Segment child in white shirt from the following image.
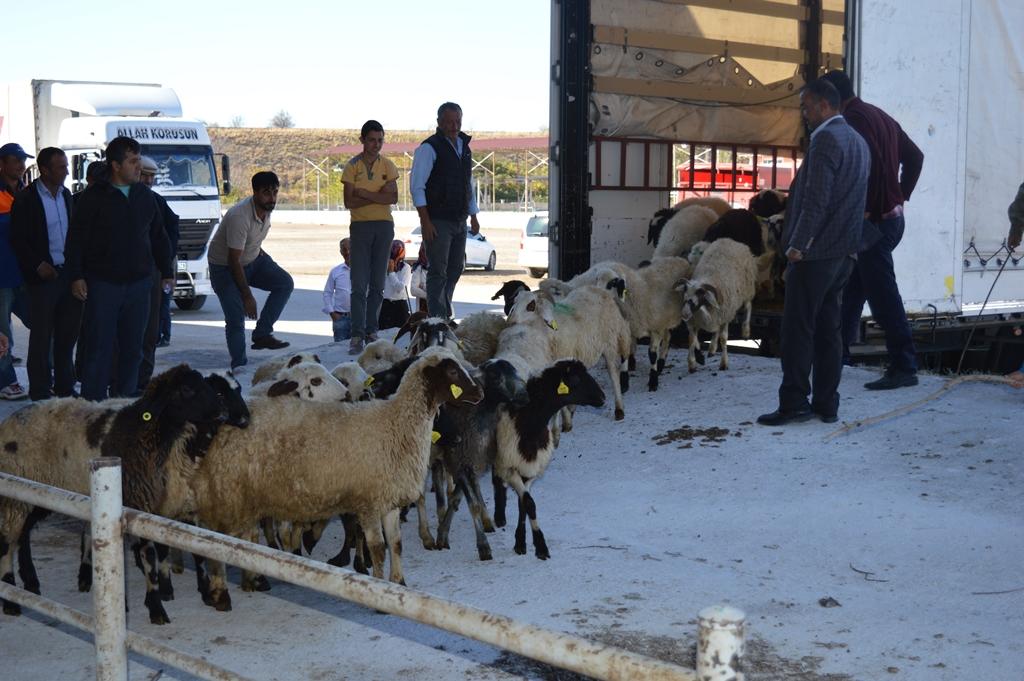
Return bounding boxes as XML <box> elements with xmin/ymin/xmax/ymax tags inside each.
<box><xmin>322</xmin><ymin>238</ymin><xmax>352</xmax><ymax>342</ymax></box>
<box><xmin>379</xmin><ymin>240</ymin><xmax>412</xmax><ymax>330</ymax></box>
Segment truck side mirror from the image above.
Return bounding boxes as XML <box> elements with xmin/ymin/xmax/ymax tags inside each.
<box><xmin>221</xmin><ymin>155</ymin><xmax>231</xmax><ymax>195</ymax></box>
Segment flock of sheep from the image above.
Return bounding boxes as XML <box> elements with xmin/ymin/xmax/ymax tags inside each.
<box><xmin>0</xmin><ymin>189</ymin><xmax>787</xmax><ymax>628</ymax></box>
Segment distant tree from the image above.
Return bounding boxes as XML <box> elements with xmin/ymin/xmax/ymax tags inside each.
<box><xmin>270</xmin><ymin>110</ymin><xmax>295</xmax><ymax>128</ymax></box>
<box><xmin>230</xmin><ymin>115</ymin><xmax>245</xmax><ymax>127</ymax></box>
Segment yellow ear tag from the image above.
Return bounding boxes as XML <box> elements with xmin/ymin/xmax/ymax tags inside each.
<box><xmin>549</xmin><ymin>320</ymin><xmax>558</xmax><ymax>330</ymax></box>
<box><xmin>557</xmin><ymin>381</ymin><xmax>570</xmax><ymax>395</ymax></box>
<box><xmin>142</xmin><ymin>411</ymin><xmax>153</xmax><ymax>422</ymax></box>
<box><xmin>622</xmin><ymin>289</ymin><xmax>628</xmax><ymax>300</ymax></box>
<box><xmin>450</xmin><ymin>384</ymin><xmax>463</xmax><ymax>399</ymax></box>
<box><xmin>364</xmin><ymin>376</ymin><xmax>375</xmax><ymax>387</ymax></box>
<box><xmin>431</xmin><ymin>431</ymin><xmax>441</xmax><ymax>444</ymax></box>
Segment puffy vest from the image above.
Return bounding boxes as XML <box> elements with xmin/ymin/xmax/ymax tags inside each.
<box><xmin>423</xmin><ymin>131</ymin><xmax>472</xmax><ymax>221</ymax></box>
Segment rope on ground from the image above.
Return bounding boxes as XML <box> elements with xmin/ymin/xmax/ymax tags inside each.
<box><xmin>824</xmin><ymin>374</ymin><xmax>1015</xmax><ymax>441</ymax></box>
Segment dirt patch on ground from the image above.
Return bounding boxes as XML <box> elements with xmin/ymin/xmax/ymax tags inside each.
<box><xmin>652</xmin><ymin>425</ymin><xmax>732</xmax><ymax>448</ymax></box>
<box><xmin>486</xmin><ymin>630</ymin><xmax>857</xmax><ymax>681</ymax></box>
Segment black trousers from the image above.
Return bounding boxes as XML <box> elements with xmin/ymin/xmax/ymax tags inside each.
<box><xmin>26</xmin><ymin>269</ymin><xmax>83</xmax><ymax>400</ymax></box>
<box><xmin>137</xmin><ymin>269</ymin><xmax>163</xmax><ymax>391</ymax></box>
<box><xmin>779</xmin><ymin>256</ymin><xmax>854</xmax><ymax>415</ymax></box>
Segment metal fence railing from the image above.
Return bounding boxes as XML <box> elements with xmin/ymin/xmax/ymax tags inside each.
<box><xmin>0</xmin><ymin>459</ymin><xmax>746</xmax><ymax>681</ymax></box>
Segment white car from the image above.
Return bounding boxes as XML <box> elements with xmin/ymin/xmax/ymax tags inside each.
<box><xmin>517</xmin><ymin>213</ymin><xmax>549</xmax><ymax>278</ymax></box>
<box><xmin>403</xmin><ymin>226</ymin><xmax>497</xmax><ymax>271</ymax></box>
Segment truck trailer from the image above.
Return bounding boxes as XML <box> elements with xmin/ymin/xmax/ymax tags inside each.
<box><xmin>548</xmin><ymin>0</ymin><xmax>1024</xmax><ymax>371</ymax></box>
<box><xmin>0</xmin><ymin>79</ymin><xmax>230</xmax><ymax>310</ymax></box>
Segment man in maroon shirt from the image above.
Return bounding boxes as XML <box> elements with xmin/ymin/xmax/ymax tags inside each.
<box><xmin>822</xmin><ymin>70</ymin><xmax>925</xmax><ymax>390</ymax></box>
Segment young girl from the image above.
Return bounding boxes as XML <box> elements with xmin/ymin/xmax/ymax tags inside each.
<box><xmin>409</xmin><ymin>248</ymin><xmax>429</xmax><ymax>313</ymax></box>
<box><xmin>379</xmin><ymin>240</ymin><xmax>412</xmax><ymax>330</ymax></box>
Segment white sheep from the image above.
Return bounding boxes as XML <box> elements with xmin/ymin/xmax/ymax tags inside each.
<box><xmin>249</xmin><ymin>362</ymin><xmax>347</xmax><ymax>402</ymax></box>
<box><xmin>675</xmin><ymin>195</ymin><xmax>731</xmax><ymax>217</ymax></box>
<box><xmin>510</xmin><ymin>287</ymin><xmax>631</xmax><ymax>421</ymax></box>
<box><xmin>453</xmin><ymin>311</ymin><xmax>507</xmax><ymax>365</ymax></box>
<box><xmin>250</xmin><ymin>351</ymin><xmax>322</xmax><ymax>386</ymax></box>
<box><xmin>330</xmin><ymin>361</ymin><xmax>372</xmax><ymax>402</ymax></box>
<box><xmin>357</xmin><ymin>338</ymin><xmax>405</xmax><ymax>374</ymax></box>
<box><xmin>676</xmin><ymin>238</ymin><xmax>758</xmax><ymax>373</ymax></box>
<box><xmin>186</xmin><ymin>347</ymin><xmax>482</xmax><ymax>609</ymax></box>
<box><xmin>652</xmin><ymin>204</ymin><xmax>720</xmax><ymax>259</ymax></box>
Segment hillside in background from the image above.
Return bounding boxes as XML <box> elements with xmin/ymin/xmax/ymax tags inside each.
<box><xmin>208</xmin><ymin>128</ymin><xmax>538</xmax><ymax>208</ymax></box>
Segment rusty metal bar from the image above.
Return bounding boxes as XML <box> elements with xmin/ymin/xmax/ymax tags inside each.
<box><xmin>0</xmin><ymin>582</ymin><xmax>249</xmax><ymax>681</ymax></box>
<box><xmin>125</xmin><ymin>510</ymin><xmax>698</xmax><ymax>681</ymax></box>
<box><xmin>0</xmin><ymin>471</ymin><xmax>91</xmax><ymax>520</ymax></box>
<box><xmin>771</xmin><ymin>147</ymin><xmax>779</xmax><ymax>187</ymax></box>
<box><xmin>710</xmin><ymin>144</ymin><xmax>718</xmax><ymax>191</ymax></box>
<box><xmin>643</xmin><ymin>141</ymin><xmax>651</xmax><ymax>188</ymax></box>
<box><xmin>730</xmin><ymin>146</ymin><xmax>739</xmax><ymax>191</ymax></box>
<box><xmin>90</xmin><ymin>458</ymin><xmax>127</xmax><ymax>681</ymax></box>
<box><xmin>752</xmin><ymin>148</ymin><xmax>760</xmax><ymax>191</ymax></box>
<box><xmin>697</xmin><ymin>605</ymin><xmax>746</xmax><ymax>680</ymax></box>
<box><xmin>619</xmin><ymin>139</ymin><xmax>628</xmax><ymax>188</ymax></box>
<box><xmin>688</xmin><ymin>144</ymin><xmax>696</xmax><ymax>191</ymax></box>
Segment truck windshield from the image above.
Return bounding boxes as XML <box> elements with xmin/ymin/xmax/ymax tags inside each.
<box><xmin>139</xmin><ymin>145</ymin><xmax>217</xmax><ymax>189</ymax></box>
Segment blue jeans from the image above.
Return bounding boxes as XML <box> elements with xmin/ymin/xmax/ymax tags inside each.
<box><xmin>840</xmin><ymin>216</ymin><xmax>917</xmax><ymax>373</ymax></box>
<box><xmin>210</xmin><ymin>252</ymin><xmax>294</xmax><ymax>368</ymax></box>
<box><xmin>80</xmin><ymin>276</ymin><xmax>152</xmax><ymax>401</ymax></box>
<box><xmin>349</xmin><ymin>220</ymin><xmax>394</xmax><ymax>338</ymax></box>
<box><xmin>332</xmin><ymin>314</ymin><xmax>352</xmax><ymax>342</ymax></box>
<box><xmin>424</xmin><ymin>219</ymin><xmax>467</xmax><ymax>318</ymax></box>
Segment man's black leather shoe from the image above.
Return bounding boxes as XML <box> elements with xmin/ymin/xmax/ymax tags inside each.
<box><xmin>814</xmin><ymin>410</ymin><xmax>839</xmax><ymax>424</ymax></box>
<box><xmin>756</xmin><ymin>407</ymin><xmax>815</xmax><ymax>426</ymax></box>
<box><xmin>864</xmin><ymin>371</ymin><xmax>918</xmax><ymax>390</ymax></box>
<box><xmin>251</xmin><ymin>335</ymin><xmax>290</xmax><ymax>350</ymax></box>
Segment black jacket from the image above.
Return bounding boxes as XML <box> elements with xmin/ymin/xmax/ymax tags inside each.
<box><xmin>10</xmin><ymin>179</ymin><xmax>75</xmax><ymax>285</ymax></box>
<box><xmin>64</xmin><ymin>181</ymin><xmax>172</xmax><ymax>283</ymax></box>
<box><xmin>423</xmin><ymin>130</ymin><xmax>473</xmax><ymax>221</ymax></box>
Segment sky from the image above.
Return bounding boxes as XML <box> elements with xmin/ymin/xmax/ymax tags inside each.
<box><xmin>7</xmin><ymin>0</ymin><xmax>551</xmax><ymax>132</ymax></box>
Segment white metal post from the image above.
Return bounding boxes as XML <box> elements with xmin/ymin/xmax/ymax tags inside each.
<box><xmin>90</xmin><ymin>457</ymin><xmax>128</xmax><ymax>681</ymax></box>
<box><xmin>696</xmin><ymin>605</ymin><xmax>746</xmax><ymax>681</ymax></box>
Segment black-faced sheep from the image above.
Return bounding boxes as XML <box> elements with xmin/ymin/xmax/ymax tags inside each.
<box><xmin>188</xmin><ymin>347</ymin><xmax>482</xmax><ymax>609</ymax></box>
<box><xmin>491</xmin><ymin>280</ymin><xmax>531</xmax><ymax>315</ymax></box>
<box><xmin>677</xmin><ymin>238</ymin><xmax>758</xmax><ymax>373</ymax></box>
<box><xmin>0</xmin><ymin>365</ymin><xmax>229</xmax><ymax>625</ymax></box>
<box><xmin>749</xmin><ymin>188</ymin><xmax>787</xmax><ymax>218</ymax></box>
<box><xmin>493</xmin><ymin>359</ymin><xmax>606</xmax><ymax>559</ymax></box>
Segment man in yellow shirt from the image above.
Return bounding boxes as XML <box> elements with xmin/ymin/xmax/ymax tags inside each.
<box><xmin>342</xmin><ymin>120</ymin><xmax>399</xmax><ymax>354</ymax></box>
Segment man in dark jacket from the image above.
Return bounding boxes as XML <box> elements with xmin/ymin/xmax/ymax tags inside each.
<box><xmin>10</xmin><ymin>147</ymin><xmax>82</xmax><ymax>400</ymax></box>
<box><xmin>758</xmin><ymin>78</ymin><xmax>870</xmax><ymax>426</ymax></box>
<box><xmin>136</xmin><ymin>155</ymin><xmax>179</xmax><ymax>390</ymax></box>
<box><xmin>822</xmin><ymin>70</ymin><xmax>925</xmax><ymax>389</ymax></box>
<box><xmin>64</xmin><ymin>136</ymin><xmax>173</xmax><ymax>401</ymax></box>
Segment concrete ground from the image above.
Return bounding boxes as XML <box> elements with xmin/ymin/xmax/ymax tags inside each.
<box><xmin>0</xmin><ymin>222</ymin><xmax>1020</xmax><ymax>680</ymax></box>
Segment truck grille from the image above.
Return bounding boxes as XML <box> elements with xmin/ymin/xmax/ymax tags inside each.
<box><xmin>177</xmin><ymin>218</ymin><xmax>217</xmax><ymax>260</ymax></box>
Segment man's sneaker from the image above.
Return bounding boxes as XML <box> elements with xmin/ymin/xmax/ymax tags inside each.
<box><xmin>349</xmin><ymin>337</ymin><xmax>365</xmax><ymax>355</ymax></box>
<box><xmin>864</xmin><ymin>370</ymin><xmax>919</xmax><ymax>390</ymax></box>
<box><xmin>251</xmin><ymin>335</ymin><xmax>290</xmax><ymax>350</ymax></box>
<box><xmin>0</xmin><ymin>383</ymin><xmax>29</xmax><ymax>401</ymax></box>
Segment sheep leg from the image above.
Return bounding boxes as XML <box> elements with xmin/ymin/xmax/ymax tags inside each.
<box><xmin>134</xmin><ymin>540</ymin><xmax>171</xmax><ymax>625</ymax></box>
<box><xmin>431</xmin><ymin>459</ymin><xmax>448</xmax><ymax>524</ymax></box>
<box><xmin>471</xmin><ymin>476</ymin><xmax>496</xmax><ymax>533</ymax></box>
<box><xmin>513</xmin><ymin>490</ymin><xmax>528</xmax><ymax>556</ymax></box>
<box><xmin>458</xmin><ymin>474</ymin><xmax>493</xmax><ymax>561</ymax></box>
<box><xmin>241</xmin><ymin>528</ymin><xmax>271</xmax><ymax>593</ymax></box>
<box><xmin>741</xmin><ymin>300</ymin><xmax>752</xmax><ymax>339</ymax></box>
<box><xmin>559</xmin><ymin>406</ymin><xmax>573</xmax><ymax>433</ymax></box>
<box><xmin>382</xmin><ymin>508</ymin><xmax>405</xmax><ymax>586</ymax></box>
<box><xmin>491</xmin><ymin>472</ymin><xmax>508</xmax><ymax>528</ymax></box>
<box><xmin>154</xmin><ymin>542</ymin><xmax>174</xmax><ymax>601</ymax></box>
<box><xmin>435</xmin><ymin>481</ymin><xmax>463</xmax><ymax>551</ymax></box>
<box><xmin>687</xmin><ymin>324</ymin><xmax>700</xmax><ymax>373</ymax></box>
<box><xmin>78</xmin><ymin>526</ymin><xmax>93</xmax><ymax>592</ymax></box>
<box><xmin>169</xmin><ymin>547</ymin><xmax>184</xmax><ymax>574</ymax></box>
<box><xmin>1</xmin><ymin>526</ymin><xmax>22</xmax><ymax>615</ymax></box>
<box><xmin>302</xmin><ymin>519</ymin><xmax>329</xmax><ymax>555</ymax></box>
<box><xmin>620</xmin><ymin>354</ymin><xmax>630</xmax><ymax>393</ymax></box>
<box><xmin>206</xmin><ymin>557</ymin><xmax>232</xmax><ymax>612</ymax></box>
<box><xmin>328</xmin><ymin>514</ymin><xmax>356</xmax><ymax>568</ymax></box>
<box><xmin>192</xmin><ymin>553</ymin><xmax>215</xmax><ymax>606</ymax></box>
<box><xmin>260</xmin><ymin>518</ymin><xmax>282</xmax><ymax>550</ymax></box>
<box><xmin>718</xmin><ymin>324</ymin><xmax>730</xmax><ymax>370</ymax></box>
<box><xmin>17</xmin><ymin>507</ymin><xmax>46</xmax><ymax>596</ymax></box>
<box><xmin>360</xmin><ymin>514</ymin><xmax>388</xmax><ymax>581</ymax></box>
<box><xmin>648</xmin><ymin>343</ymin><xmax>660</xmax><ymax>391</ymax></box>
<box><xmin>414</xmin><ymin>493</ymin><xmax>437</xmax><ymax>551</ymax></box>
<box><xmin>605</xmin><ymin>353</ymin><xmax>626</xmax><ymax>420</ymax></box>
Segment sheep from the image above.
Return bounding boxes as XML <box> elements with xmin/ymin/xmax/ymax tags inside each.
<box><xmin>491</xmin><ymin>280</ymin><xmax>531</xmax><ymax>315</ymax></box>
<box><xmin>749</xmin><ymin>188</ymin><xmax>787</xmax><ymax>218</ymax></box>
<box><xmin>433</xmin><ymin>359</ymin><xmax>529</xmax><ymax>560</ymax></box>
<box><xmin>0</xmin><ymin>365</ymin><xmax>230</xmax><ymax>625</ymax></box>
<box><xmin>251</xmin><ymin>351</ymin><xmax>322</xmax><ymax>386</ymax></box>
<box><xmin>689</xmin><ymin>209</ymin><xmax>780</xmax><ymax>299</ymax></box>
<box><xmin>407</xmin><ymin>317</ymin><xmax>462</xmax><ymax>358</ymax></box>
<box><xmin>357</xmin><ymin>338</ymin><xmax>406</xmax><ymax>374</ymax></box>
<box><xmin>650</xmin><ymin>204</ymin><xmax>720</xmax><ymax>259</ymax></box>
<box><xmin>452</xmin><ymin>311</ymin><xmax>507</xmax><ymax>365</ymax></box>
<box><xmin>187</xmin><ymin>347</ymin><xmax>483</xmax><ymax>610</ymax></box>
<box><xmin>675</xmin><ymin>195</ymin><xmax>732</xmax><ymax>217</ymax></box>
<box><xmin>249</xmin><ymin>362</ymin><xmax>347</xmax><ymax>402</ymax></box>
<box><xmin>676</xmin><ymin>238</ymin><xmax>758</xmax><ymax>373</ymax></box>
<box><xmin>330</xmin><ymin>362</ymin><xmax>373</xmax><ymax>402</ymax></box>
<box><xmin>493</xmin><ymin>359</ymin><xmax>606</xmax><ymax>559</ymax></box>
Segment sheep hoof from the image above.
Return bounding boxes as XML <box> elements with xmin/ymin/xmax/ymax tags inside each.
<box><xmin>628</xmin><ymin>354</ymin><xmax>637</xmax><ymax>371</ymax></box>
<box><xmin>514</xmin><ymin>527</ymin><xmax>527</xmax><ymax>555</ymax></box>
<box><xmin>688</xmin><ymin>366</ymin><xmax>697</xmax><ymax>374</ymax></box>
<box><xmin>614</xmin><ymin>408</ymin><xmax>625</xmax><ymax>421</ymax></box>
<box><xmin>170</xmin><ymin>564</ymin><xmax>184</xmax><ymax>575</ymax></box>
<box><xmin>482</xmin><ymin>518</ymin><xmax>495</xmax><ymax>533</ymax></box>
<box><xmin>211</xmin><ymin>590</ymin><xmax>232</xmax><ymax>612</ymax></box>
<box><xmin>327</xmin><ymin>551</ymin><xmax>351</xmax><ymax>568</ymax></box>
<box><xmin>158</xmin><ymin>575</ymin><xmax>174</xmax><ymax>601</ymax></box>
<box><xmin>145</xmin><ymin>592</ymin><xmax>171</xmax><ymax>625</ymax></box>
<box><xmin>493</xmin><ymin>513</ymin><xmax>506</xmax><ymax>529</ymax></box>
<box><xmin>647</xmin><ymin>373</ymin><xmax>659</xmax><ymax>392</ymax></box>
<box><xmin>252</xmin><ymin>576</ymin><xmax>271</xmax><ymax>592</ymax></box>
<box><xmin>420</xmin><ymin>536</ymin><xmax>436</xmax><ymax>551</ymax></box>
<box><xmin>477</xmin><ymin>545</ymin><xmax>493</xmax><ymax>561</ymax></box>
<box><xmin>719</xmin><ymin>363</ymin><xmax>728</xmax><ymax>371</ymax></box>
<box><xmin>2</xmin><ymin>600</ymin><xmax>21</xmax><ymax>616</ymax></box>
<box><xmin>533</xmin><ymin>530</ymin><xmax>550</xmax><ymax>561</ymax></box>
<box><xmin>695</xmin><ymin>348</ymin><xmax>706</xmax><ymax>365</ymax></box>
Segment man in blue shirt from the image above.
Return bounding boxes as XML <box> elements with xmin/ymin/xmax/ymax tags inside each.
<box><xmin>410</xmin><ymin>102</ymin><xmax>481</xmax><ymax>319</ymax></box>
<box><xmin>11</xmin><ymin>147</ymin><xmax>81</xmax><ymax>400</ymax></box>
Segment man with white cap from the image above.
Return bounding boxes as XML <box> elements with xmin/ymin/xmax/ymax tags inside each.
<box><xmin>137</xmin><ymin>155</ymin><xmax>179</xmax><ymax>389</ymax></box>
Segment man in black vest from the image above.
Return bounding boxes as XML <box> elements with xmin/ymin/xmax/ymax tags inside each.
<box><xmin>10</xmin><ymin>147</ymin><xmax>82</xmax><ymax>400</ymax></box>
<box><xmin>410</xmin><ymin>102</ymin><xmax>481</xmax><ymax>319</ymax></box>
